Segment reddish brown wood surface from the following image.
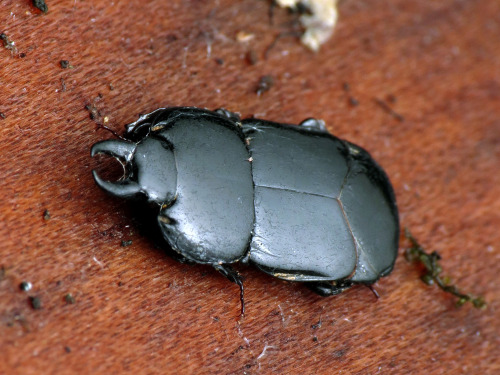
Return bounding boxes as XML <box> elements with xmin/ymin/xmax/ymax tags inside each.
<box><xmin>1</xmin><ymin>1</ymin><xmax>499</xmax><ymax>374</ymax></box>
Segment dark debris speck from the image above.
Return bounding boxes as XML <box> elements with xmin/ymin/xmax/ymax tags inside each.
<box><xmin>60</xmin><ymin>60</ymin><xmax>71</xmax><ymax>69</ymax></box>
<box><xmin>348</xmin><ymin>96</ymin><xmax>359</xmax><ymax>107</ymax></box>
<box><xmin>121</xmin><ymin>240</ymin><xmax>133</xmax><ymax>247</ymax></box>
<box><xmin>29</xmin><ymin>296</ymin><xmax>42</xmax><ymax>310</ymax></box>
<box><xmin>60</xmin><ymin>78</ymin><xmax>66</xmax><ymax>92</ymax></box>
<box><xmin>20</xmin><ymin>281</ymin><xmax>32</xmax><ymax>291</ymax></box>
<box><xmin>333</xmin><ymin>349</ymin><xmax>347</xmax><ymax>358</ymax></box>
<box><xmin>256</xmin><ymin>75</ymin><xmax>274</xmax><ymax>96</ymax></box>
<box><xmin>246</xmin><ymin>50</ymin><xmax>258</xmax><ymax>65</ymax></box>
<box><xmin>85</xmin><ymin>104</ymin><xmax>99</xmax><ymax>121</ymax></box>
<box><xmin>43</xmin><ymin>209</ymin><xmax>51</xmax><ymax>220</ymax></box>
<box><xmin>311</xmin><ymin>318</ymin><xmax>322</xmax><ymax>329</ymax></box>
<box><xmin>32</xmin><ymin>0</ymin><xmax>48</xmax><ymax>13</ymax></box>
<box><xmin>0</xmin><ymin>33</ymin><xmax>16</xmax><ymax>52</ymax></box>
<box><xmin>64</xmin><ymin>294</ymin><xmax>75</xmax><ymax>304</ymax></box>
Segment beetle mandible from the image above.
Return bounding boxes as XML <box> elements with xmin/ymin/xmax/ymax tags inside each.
<box><xmin>91</xmin><ymin>107</ymin><xmax>399</xmax><ymax>314</ymax></box>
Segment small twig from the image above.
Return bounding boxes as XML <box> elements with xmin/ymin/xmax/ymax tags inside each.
<box><xmin>374</xmin><ymin>98</ymin><xmax>404</xmax><ymax>122</ymax></box>
<box><xmin>404</xmin><ymin>228</ymin><xmax>486</xmax><ymax>309</ymax></box>
<box><xmin>264</xmin><ymin>31</ymin><xmax>302</xmax><ymax>59</ymax></box>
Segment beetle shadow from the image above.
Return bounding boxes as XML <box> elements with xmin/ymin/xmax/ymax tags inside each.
<box><xmin>127</xmin><ymin>199</ymin><xmax>193</xmax><ymax>265</ymax></box>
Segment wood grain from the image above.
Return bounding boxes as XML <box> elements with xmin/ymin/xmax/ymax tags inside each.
<box><xmin>1</xmin><ymin>1</ymin><xmax>499</xmax><ymax>374</ymax></box>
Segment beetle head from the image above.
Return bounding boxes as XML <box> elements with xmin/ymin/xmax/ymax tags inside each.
<box><xmin>91</xmin><ymin>137</ymin><xmax>177</xmax><ymax>204</ymax></box>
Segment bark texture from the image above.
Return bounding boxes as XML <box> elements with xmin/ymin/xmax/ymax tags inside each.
<box><xmin>1</xmin><ymin>1</ymin><xmax>499</xmax><ymax>374</ymax></box>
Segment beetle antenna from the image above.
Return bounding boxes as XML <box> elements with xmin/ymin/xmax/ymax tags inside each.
<box><xmin>95</xmin><ymin>123</ymin><xmax>128</xmax><ymax>141</ymax></box>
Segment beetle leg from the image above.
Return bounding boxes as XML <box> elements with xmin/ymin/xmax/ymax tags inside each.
<box><xmin>125</xmin><ymin>107</ymin><xmax>170</xmax><ymax>135</ymax></box>
<box><xmin>307</xmin><ymin>281</ymin><xmax>352</xmax><ymax>296</ymax></box>
<box><xmin>213</xmin><ymin>264</ymin><xmax>245</xmax><ymax>316</ymax></box>
<box><xmin>215</xmin><ymin>108</ymin><xmax>241</xmax><ymax>124</ymax></box>
<box><xmin>366</xmin><ymin>284</ymin><xmax>380</xmax><ymax>299</ymax></box>
<box><xmin>299</xmin><ymin>118</ymin><xmax>327</xmax><ymax>132</ymax></box>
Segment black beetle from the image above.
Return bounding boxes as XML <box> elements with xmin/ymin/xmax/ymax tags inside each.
<box><xmin>91</xmin><ymin>107</ymin><xmax>399</xmax><ymax>314</ymax></box>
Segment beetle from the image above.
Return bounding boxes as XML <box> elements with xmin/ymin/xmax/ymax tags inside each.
<box><xmin>91</xmin><ymin>107</ymin><xmax>399</xmax><ymax>314</ymax></box>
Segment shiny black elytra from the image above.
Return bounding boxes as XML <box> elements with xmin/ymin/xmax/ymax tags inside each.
<box><xmin>91</xmin><ymin>107</ymin><xmax>399</xmax><ymax>314</ymax></box>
